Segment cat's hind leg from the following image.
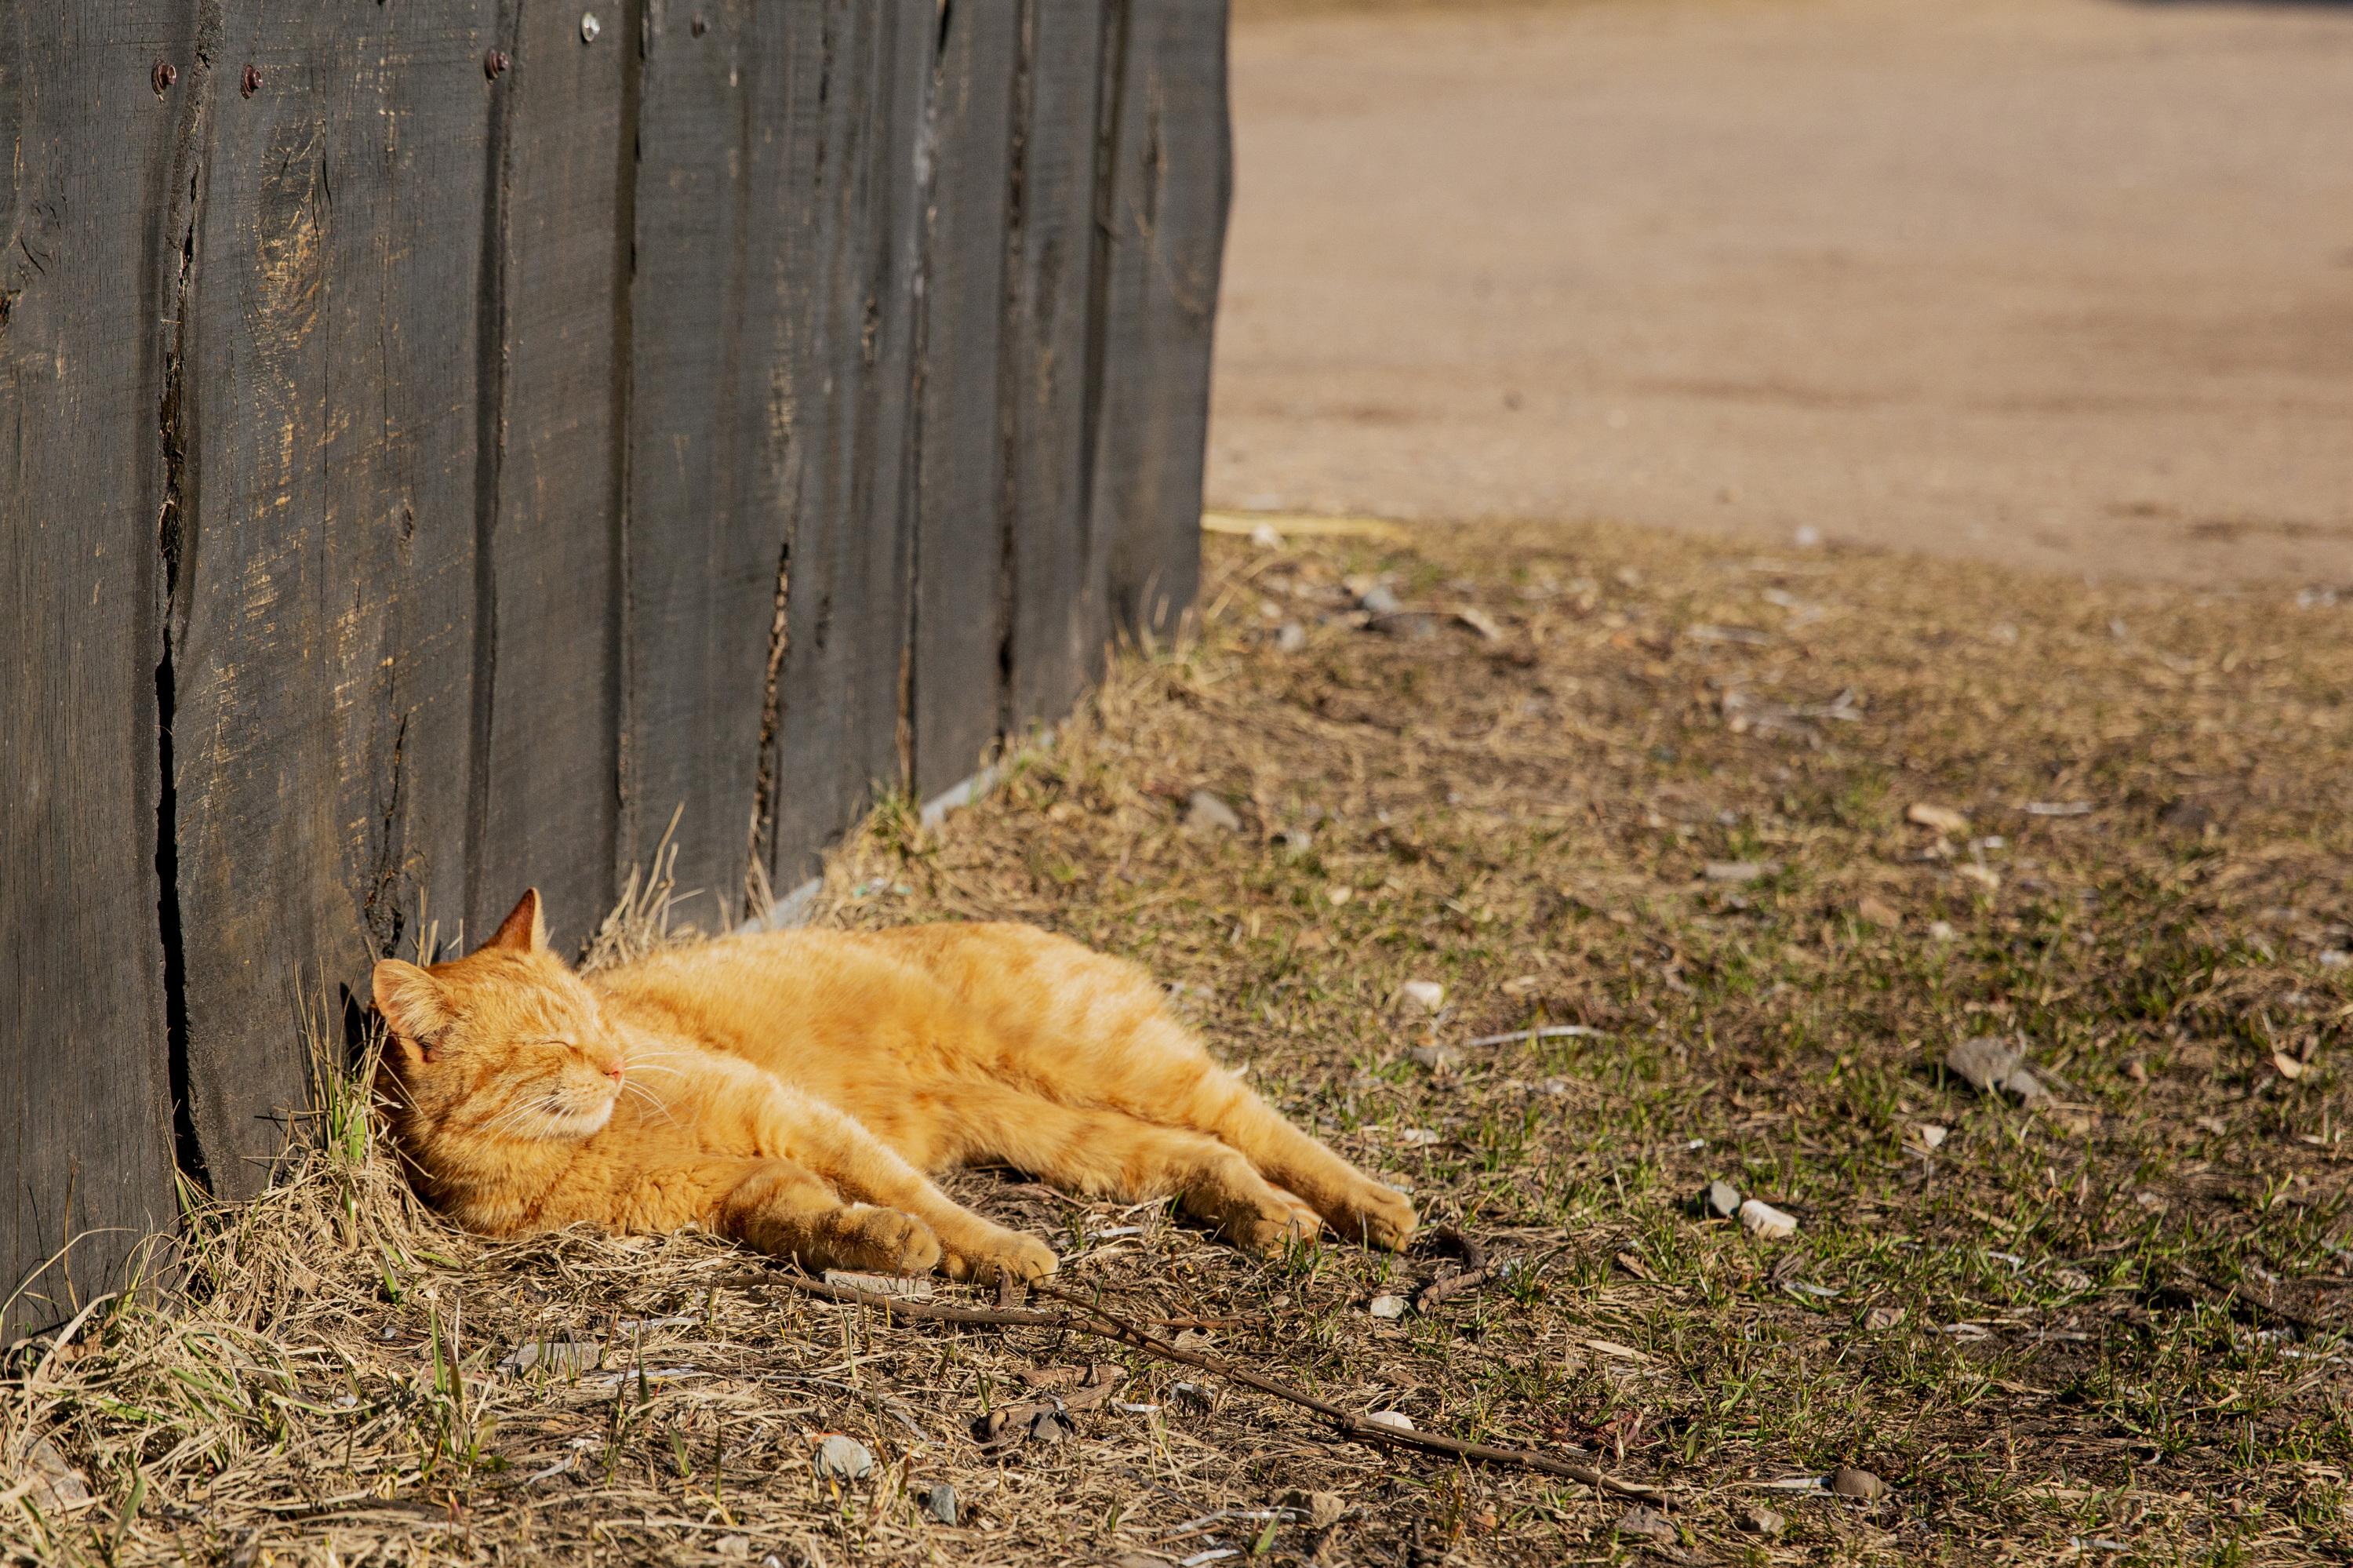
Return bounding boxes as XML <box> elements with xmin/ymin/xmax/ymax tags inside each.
<box><xmin>1029</xmin><ymin>995</ymin><xmax>1415</xmax><ymax>1249</ymax></box>
<box><xmin>881</xmin><ymin>924</ymin><xmax>1415</xmax><ymax>1250</ymax></box>
<box><xmin>1171</xmin><ymin>1058</ymin><xmax>1420</xmax><ymax>1251</ymax></box>
<box><xmin>944</xmin><ymin>1086</ymin><xmax>1324</xmax><ymax>1254</ymax></box>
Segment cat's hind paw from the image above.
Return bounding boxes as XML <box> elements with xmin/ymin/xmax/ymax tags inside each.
<box><xmin>940</xmin><ymin>1226</ymin><xmax>1059</xmax><ymax>1286</ymax></box>
<box><xmin>1326</xmin><ymin>1180</ymin><xmax>1417</xmax><ymax>1251</ymax></box>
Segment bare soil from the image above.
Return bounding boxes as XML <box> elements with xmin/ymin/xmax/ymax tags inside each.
<box><xmin>1212</xmin><ymin>0</ymin><xmax>2353</xmax><ymax>587</ymax></box>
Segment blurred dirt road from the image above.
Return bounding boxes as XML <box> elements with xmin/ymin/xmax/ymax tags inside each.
<box><xmin>1209</xmin><ymin>0</ymin><xmax>2353</xmax><ymax>585</ymax></box>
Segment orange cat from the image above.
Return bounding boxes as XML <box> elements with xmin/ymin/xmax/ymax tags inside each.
<box><xmin>371</xmin><ymin>890</ymin><xmax>1417</xmax><ymax>1282</ymax></box>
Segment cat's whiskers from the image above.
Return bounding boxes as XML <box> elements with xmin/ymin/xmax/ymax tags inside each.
<box><xmin>475</xmin><ymin>1089</ymin><xmax>576</xmax><ymax>1141</ymax></box>
<box><xmin>619</xmin><ymin>1079</ymin><xmax>682</xmax><ymax>1130</ymax></box>
<box><xmin>473</xmin><ymin>1102</ymin><xmax>541</xmax><ymax>1141</ymax></box>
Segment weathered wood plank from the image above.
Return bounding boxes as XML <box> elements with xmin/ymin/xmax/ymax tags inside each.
<box><xmin>0</xmin><ymin>1</ymin><xmax>191</xmax><ymax>1327</ymax></box>
<box><xmin>469</xmin><ymin>0</ymin><xmax>631</xmax><ymax>951</ymax></box>
<box><xmin>1092</xmin><ymin>0</ymin><xmax>1231</xmax><ymax>646</ymax></box>
<box><xmin>766</xmin><ymin>1</ymin><xmax>933</xmax><ymax>887</ymax></box>
<box><xmin>623</xmin><ymin>0</ymin><xmax>772</xmax><ymax>926</ymax></box>
<box><xmin>909</xmin><ymin>1</ymin><xmax>1019</xmax><ymax>802</ymax></box>
<box><xmin>1003</xmin><ymin>0</ymin><xmax>1111</xmax><ymax>732</ymax></box>
<box><xmin>170</xmin><ymin>1</ymin><xmax>496</xmax><ymax>1197</ymax></box>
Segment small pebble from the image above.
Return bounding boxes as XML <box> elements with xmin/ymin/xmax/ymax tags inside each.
<box><xmin>1915</xmin><ymin>1123</ymin><xmax>1947</xmax><ymax>1149</ymax></box>
<box><xmin>1362</xmin><ymin>1409</ymin><xmax>1415</xmax><ymax>1432</ymax></box>
<box><xmin>1702</xmin><ymin>1179</ymin><xmax>1741</xmax><ymax>1219</ymax></box>
<box><xmin>1615</xmin><ymin>1504</ymin><xmax>1677</xmax><ymax>1544</ymax></box>
<box><xmin>1738</xmin><ymin>1505</ymin><xmax>1786</xmax><ymax>1538</ymax></box>
<box><xmin>1399</xmin><ymin>979</ymin><xmax>1446</xmax><ymax>1013</ymax></box>
<box><xmin>813</xmin><ymin>1435</ymin><xmax>873</xmax><ymax>1482</ymax></box>
<box><xmin>1740</xmin><ymin>1198</ymin><xmax>1798</xmax><ymax>1240</ymax></box>
<box><xmin>1274</xmin><ymin>620</ymin><xmax>1307</xmax><ymax>653</ymax></box>
<box><xmin>1184</xmin><ymin>789</ymin><xmax>1243</xmax><ymax>835</ymax></box>
<box><xmin>1907</xmin><ymin>802</ymin><xmax>1969</xmax><ymax>834</ymax></box>
<box><xmin>1358</xmin><ymin>584</ymin><xmax>1402</xmax><ymax>616</ymax></box>
<box><xmin>1830</xmin><ymin>1467</ymin><xmax>1888</xmax><ymax>1500</ymax></box>
<box><xmin>1928</xmin><ymin>919</ymin><xmax>1957</xmax><ymax>940</ymax></box>
<box><xmin>1406</xmin><ymin>1044</ymin><xmax>1460</xmax><ymax>1074</ymax></box>
<box><xmin>1368</xmin><ymin>1293</ymin><xmax>1409</xmax><ymax>1320</ymax></box>
<box><xmin>23</xmin><ymin>1439</ymin><xmax>91</xmax><ymax>1512</ymax></box>
<box><xmin>1944</xmin><ymin>1035</ymin><xmax>2046</xmax><ymax>1104</ymax></box>
<box><xmin>918</xmin><ymin>1482</ymin><xmax>958</xmax><ymax>1524</ymax></box>
<box><xmin>1454</xmin><ymin>606</ymin><xmax>1503</xmax><ymax>641</ymax></box>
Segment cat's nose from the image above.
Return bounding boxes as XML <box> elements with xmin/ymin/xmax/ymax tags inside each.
<box><xmin>605</xmin><ymin>1064</ymin><xmax>625</xmax><ymax>1084</ymax></box>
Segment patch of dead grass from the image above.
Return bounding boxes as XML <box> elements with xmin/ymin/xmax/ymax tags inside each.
<box><xmin>5</xmin><ymin>516</ymin><xmax>2349</xmax><ymax>1565</ymax></box>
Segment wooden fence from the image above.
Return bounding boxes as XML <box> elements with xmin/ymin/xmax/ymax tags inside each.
<box><xmin>0</xmin><ymin>0</ymin><xmax>1228</xmax><ymax>1331</ymax></box>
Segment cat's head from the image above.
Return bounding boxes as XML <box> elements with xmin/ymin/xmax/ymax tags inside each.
<box><xmin>370</xmin><ymin>890</ymin><xmax>629</xmax><ymax>1152</ymax></box>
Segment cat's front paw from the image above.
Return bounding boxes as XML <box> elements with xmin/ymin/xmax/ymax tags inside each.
<box><xmin>940</xmin><ymin>1225</ymin><xmax>1059</xmax><ymax>1286</ymax></box>
<box><xmin>822</xmin><ymin>1204</ymin><xmax>943</xmax><ymax>1275</ymax></box>
<box><xmin>1226</xmin><ymin>1188</ymin><xmax>1326</xmax><ymax>1255</ymax></box>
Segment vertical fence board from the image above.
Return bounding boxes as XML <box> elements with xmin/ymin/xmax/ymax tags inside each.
<box><xmin>767</xmin><ymin>2</ymin><xmax>931</xmax><ymax>886</ymax></box>
<box><xmin>624</xmin><ymin>0</ymin><xmax>771</xmax><ymax>926</ymax></box>
<box><xmin>1003</xmin><ymin>0</ymin><xmax>1109</xmax><ymax>733</ymax></box>
<box><xmin>1093</xmin><ymin>0</ymin><xmax>1229</xmax><ymax>645</ymax></box>
<box><xmin>469</xmin><ymin>0</ymin><xmax>631</xmax><ymax>951</ymax></box>
<box><xmin>171</xmin><ymin>2</ymin><xmax>494</xmax><ymax>1197</ymax></box>
<box><xmin>2</xmin><ymin>0</ymin><xmax>1227</xmax><ymax>1280</ymax></box>
<box><xmin>910</xmin><ymin>3</ymin><xmax>1019</xmax><ymax>802</ymax></box>
<box><xmin>0</xmin><ymin>2</ymin><xmax>187</xmax><ymax>1328</ymax></box>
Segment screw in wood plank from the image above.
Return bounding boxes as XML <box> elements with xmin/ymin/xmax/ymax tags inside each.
<box><xmin>240</xmin><ymin>64</ymin><xmax>262</xmax><ymax>98</ymax></box>
<box><xmin>579</xmin><ymin>12</ymin><xmax>602</xmax><ymax>42</ymax></box>
<box><xmin>151</xmin><ymin>61</ymin><xmax>177</xmax><ymax>96</ymax></box>
<box><xmin>483</xmin><ymin>48</ymin><xmax>511</xmax><ymax>80</ymax></box>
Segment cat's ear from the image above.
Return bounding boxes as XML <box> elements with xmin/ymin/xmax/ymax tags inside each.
<box><xmin>485</xmin><ymin>888</ymin><xmax>547</xmax><ymax>955</ymax></box>
<box><xmin>372</xmin><ymin>960</ymin><xmax>451</xmax><ymax>1056</ymax></box>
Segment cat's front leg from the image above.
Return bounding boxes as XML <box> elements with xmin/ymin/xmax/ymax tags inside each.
<box><xmin>712</xmin><ymin>1158</ymin><xmax>942</xmax><ymax>1276</ymax></box>
<box><xmin>774</xmin><ymin>1098</ymin><xmax>1057</xmax><ymax>1284</ymax></box>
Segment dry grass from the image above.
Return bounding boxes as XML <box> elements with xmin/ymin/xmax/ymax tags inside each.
<box><xmin>5</xmin><ymin>516</ymin><xmax>2349</xmax><ymax>1566</ymax></box>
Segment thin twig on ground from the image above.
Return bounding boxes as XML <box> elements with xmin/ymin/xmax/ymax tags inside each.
<box><xmin>722</xmin><ymin>1268</ymin><xmax>1665</xmax><ymax>1501</ymax></box>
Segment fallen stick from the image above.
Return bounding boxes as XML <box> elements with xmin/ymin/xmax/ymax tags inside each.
<box><xmin>720</xmin><ymin>1268</ymin><xmax>1664</xmax><ymax>1502</ymax></box>
<box><xmin>1413</xmin><ymin>1225</ymin><xmax>1506</xmax><ymax>1313</ymax></box>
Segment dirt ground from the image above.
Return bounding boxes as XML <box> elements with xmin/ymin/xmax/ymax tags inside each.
<box><xmin>13</xmin><ymin>516</ymin><xmax>2348</xmax><ymax>1566</ymax></box>
<box><xmin>1211</xmin><ymin>0</ymin><xmax>2353</xmax><ymax>587</ymax></box>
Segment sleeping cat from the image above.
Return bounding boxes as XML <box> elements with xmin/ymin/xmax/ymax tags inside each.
<box><xmin>371</xmin><ymin>890</ymin><xmax>1417</xmax><ymax>1282</ymax></box>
